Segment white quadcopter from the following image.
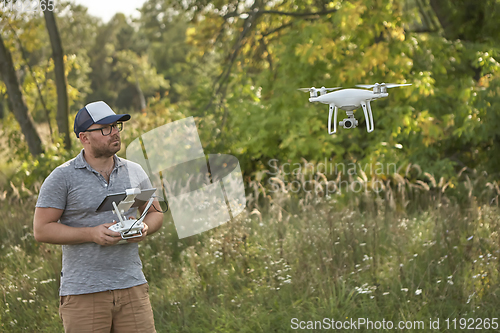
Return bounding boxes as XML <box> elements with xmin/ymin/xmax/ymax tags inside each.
<box><xmin>299</xmin><ymin>83</ymin><xmax>411</xmax><ymax>134</ymax></box>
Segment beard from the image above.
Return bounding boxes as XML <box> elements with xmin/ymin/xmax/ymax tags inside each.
<box><xmin>91</xmin><ymin>135</ymin><xmax>121</xmax><ymax>158</ymax></box>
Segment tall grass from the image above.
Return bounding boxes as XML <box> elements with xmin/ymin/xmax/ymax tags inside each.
<box><xmin>1</xmin><ymin>164</ymin><xmax>499</xmax><ymax>332</ymax></box>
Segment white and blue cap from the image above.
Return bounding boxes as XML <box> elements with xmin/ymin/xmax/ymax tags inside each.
<box><xmin>74</xmin><ymin>101</ymin><xmax>130</xmax><ymax>138</ymax></box>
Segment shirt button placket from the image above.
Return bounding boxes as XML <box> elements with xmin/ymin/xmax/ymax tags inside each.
<box><xmin>108</xmin><ymin>170</ymin><xmax>113</xmax><ymax>188</ymax></box>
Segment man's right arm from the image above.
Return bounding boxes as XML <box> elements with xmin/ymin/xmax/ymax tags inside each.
<box><xmin>33</xmin><ymin>207</ymin><xmax>121</xmax><ymax>246</ymax></box>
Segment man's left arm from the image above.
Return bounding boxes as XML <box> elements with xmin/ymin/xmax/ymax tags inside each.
<box><xmin>141</xmin><ymin>198</ymin><xmax>164</xmax><ymax>234</ymax></box>
<box><xmin>127</xmin><ymin>198</ymin><xmax>163</xmax><ymax>243</ymax></box>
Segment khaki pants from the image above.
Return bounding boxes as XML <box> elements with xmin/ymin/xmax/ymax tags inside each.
<box><xmin>59</xmin><ymin>283</ymin><xmax>156</xmax><ymax>333</ymax></box>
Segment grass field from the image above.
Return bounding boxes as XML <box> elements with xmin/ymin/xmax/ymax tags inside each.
<box><xmin>1</xmin><ymin>169</ymin><xmax>500</xmax><ymax>332</ymax></box>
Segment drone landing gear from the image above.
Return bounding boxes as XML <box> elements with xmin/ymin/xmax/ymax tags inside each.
<box><xmin>360</xmin><ymin>100</ymin><xmax>374</xmax><ymax>132</ymax></box>
<box><xmin>328</xmin><ymin>100</ymin><xmax>375</xmax><ymax>134</ymax></box>
<box><xmin>328</xmin><ymin>104</ymin><xmax>338</xmax><ymax>134</ymax></box>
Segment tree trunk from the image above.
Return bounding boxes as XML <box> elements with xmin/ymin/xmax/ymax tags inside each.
<box><xmin>135</xmin><ymin>77</ymin><xmax>147</xmax><ymax>112</ymax></box>
<box><xmin>43</xmin><ymin>10</ymin><xmax>71</xmax><ymax>149</ymax></box>
<box><xmin>131</xmin><ymin>64</ymin><xmax>146</xmax><ymax>111</ymax></box>
<box><xmin>428</xmin><ymin>0</ymin><xmax>453</xmax><ymax>36</ymax></box>
<box><xmin>0</xmin><ymin>33</ymin><xmax>43</xmax><ymax>157</ymax></box>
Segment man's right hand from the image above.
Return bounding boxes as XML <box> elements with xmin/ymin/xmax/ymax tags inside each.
<box><xmin>91</xmin><ymin>222</ymin><xmax>122</xmax><ymax>246</ymax></box>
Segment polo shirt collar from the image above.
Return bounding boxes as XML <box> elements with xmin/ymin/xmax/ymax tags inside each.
<box><xmin>115</xmin><ymin>155</ymin><xmax>125</xmax><ymax>168</ymax></box>
<box><xmin>74</xmin><ymin>149</ymin><xmax>87</xmax><ymax>169</ymax></box>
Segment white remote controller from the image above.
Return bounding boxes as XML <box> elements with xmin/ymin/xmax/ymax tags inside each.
<box><xmin>109</xmin><ymin>219</ymin><xmax>144</xmax><ymax>239</ymax></box>
<box><xmin>108</xmin><ymin>189</ymin><xmax>155</xmax><ymax>243</ymax></box>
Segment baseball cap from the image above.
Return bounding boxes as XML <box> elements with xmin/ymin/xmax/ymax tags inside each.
<box><xmin>74</xmin><ymin>101</ymin><xmax>131</xmax><ymax>138</ymax></box>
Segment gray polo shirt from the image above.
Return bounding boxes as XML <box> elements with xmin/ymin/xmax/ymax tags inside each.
<box><xmin>35</xmin><ymin>149</ymin><xmax>152</xmax><ymax>296</ymax></box>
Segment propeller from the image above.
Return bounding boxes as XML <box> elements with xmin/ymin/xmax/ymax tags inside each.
<box><xmin>298</xmin><ymin>87</ymin><xmax>315</xmax><ymax>92</ymax></box>
<box><xmin>298</xmin><ymin>87</ymin><xmax>342</xmax><ymax>92</ymax></box>
<box><xmin>356</xmin><ymin>83</ymin><xmax>411</xmax><ymax>89</ymax></box>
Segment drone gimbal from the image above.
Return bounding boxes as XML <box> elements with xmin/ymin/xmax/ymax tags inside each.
<box><xmin>338</xmin><ymin>111</ymin><xmax>359</xmax><ymax>130</ymax></box>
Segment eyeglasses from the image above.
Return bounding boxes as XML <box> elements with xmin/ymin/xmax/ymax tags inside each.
<box><xmin>85</xmin><ymin>122</ymin><xmax>123</xmax><ymax>136</ymax></box>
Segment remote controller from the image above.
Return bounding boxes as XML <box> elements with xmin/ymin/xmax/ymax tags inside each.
<box><xmin>109</xmin><ymin>219</ymin><xmax>144</xmax><ymax>239</ymax></box>
<box><xmin>108</xmin><ymin>188</ymin><xmax>155</xmax><ymax>242</ymax></box>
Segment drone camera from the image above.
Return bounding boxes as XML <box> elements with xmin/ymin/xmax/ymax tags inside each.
<box><xmin>339</xmin><ymin>118</ymin><xmax>358</xmax><ymax>129</ymax></box>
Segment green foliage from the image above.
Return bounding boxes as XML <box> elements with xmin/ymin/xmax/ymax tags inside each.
<box><xmin>428</xmin><ymin>0</ymin><xmax>500</xmax><ymax>43</ymax></box>
<box><xmin>163</xmin><ymin>0</ymin><xmax>500</xmax><ymax>181</ymax></box>
<box><xmin>1</xmin><ymin>176</ymin><xmax>500</xmax><ymax>331</ymax></box>
<box><xmin>114</xmin><ymin>49</ymin><xmax>169</xmax><ymax>98</ymax></box>
<box><xmin>1</xmin><ymin>112</ymin><xmax>79</xmax><ymax>197</ymax></box>
<box><xmin>137</xmin><ymin>0</ymin><xmax>195</xmax><ymax>103</ymax></box>
<box><xmin>2</xmin><ymin>1</ymin><xmax>500</xmax><ymax>330</ymax></box>
<box><xmin>11</xmin><ymin>139</ymin><xmax>77</xmax><ymax>192</ymax></box>
<box><xmin>56</xmin><ymin>1</ymin><xmax>100</xmax><ymax>56</ymax></box>
<box><xmin>0</xmin><ymin>8</ymin><xmax>94</xmax><ymax>126</ymax></box>
<box><xmin>3</xmin><ymin>0</ymin><xmax>500</xmax><ymax>182</ymax></box>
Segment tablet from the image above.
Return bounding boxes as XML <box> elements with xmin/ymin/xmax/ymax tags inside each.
<box><xmin>96</xmin><ymin>188</ymin><xmax>157</xmax><ymax>212</ymax></box>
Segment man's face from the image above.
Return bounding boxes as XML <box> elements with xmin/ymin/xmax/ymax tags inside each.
<box><xmin>83</xmin><ymin>122</ymin><xmax>122</xmax><ymax>158</ymax></box>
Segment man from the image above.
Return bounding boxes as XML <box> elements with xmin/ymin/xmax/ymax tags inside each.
<box><xmin>33</xmin><ymin>101</ymin><xmax>163</xmax><ymax>333</ymax></box>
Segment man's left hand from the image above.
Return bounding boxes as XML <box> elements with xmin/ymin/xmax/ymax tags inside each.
<box><xmin>126</xmin><ymin>218</ymin><xmax>149</xmax><ymax>243</ymax></box>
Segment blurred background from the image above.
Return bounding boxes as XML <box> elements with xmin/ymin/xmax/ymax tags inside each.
<box><xmin>1</xmin><ymin>0</ymin><xmax>500</xmax><ymax>331</ymax></box>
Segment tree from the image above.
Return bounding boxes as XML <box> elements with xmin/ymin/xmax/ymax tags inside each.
<box><xmin>137</xmin><ymin>0</ymin><xmax>195</xmax><ymax>103</ymax></box>
<box><xmin>86</xmin><ymin>13</ymin><xmax>167</xmax><ymax>110</ymax></box>
<box><xmin>114</xmin><ymin>50</ymin><xmax>169</xmax><ymax>111</ymax></box>
<box><xmin>0</xmin><ymin>32</ymin><xmax>43</xmax><ymax>157</ymax></box>
<box><xmin>43</xmin><ymin>9</ymin><xmax>71</xmax><ymax>150</ymax></box>
<box><xmin>429</xmin><ymin>0</ymin><xmax>500</xmax><ymax>43</ymax></box>
<box><xmin>56</xmin><ymin>1</ymin><xmax>100</xmax><ymax>57</ymax></box>
<box><xmin>166</xmin><ymin>0</ymin><xmax>500</xmax><ymax>179</ymax></box>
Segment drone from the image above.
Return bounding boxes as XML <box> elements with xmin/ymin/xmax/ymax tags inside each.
<box><xmin>299</xmin><ymin>83</ymin><xmax>411</xmax><ymax>134</ymax></box>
